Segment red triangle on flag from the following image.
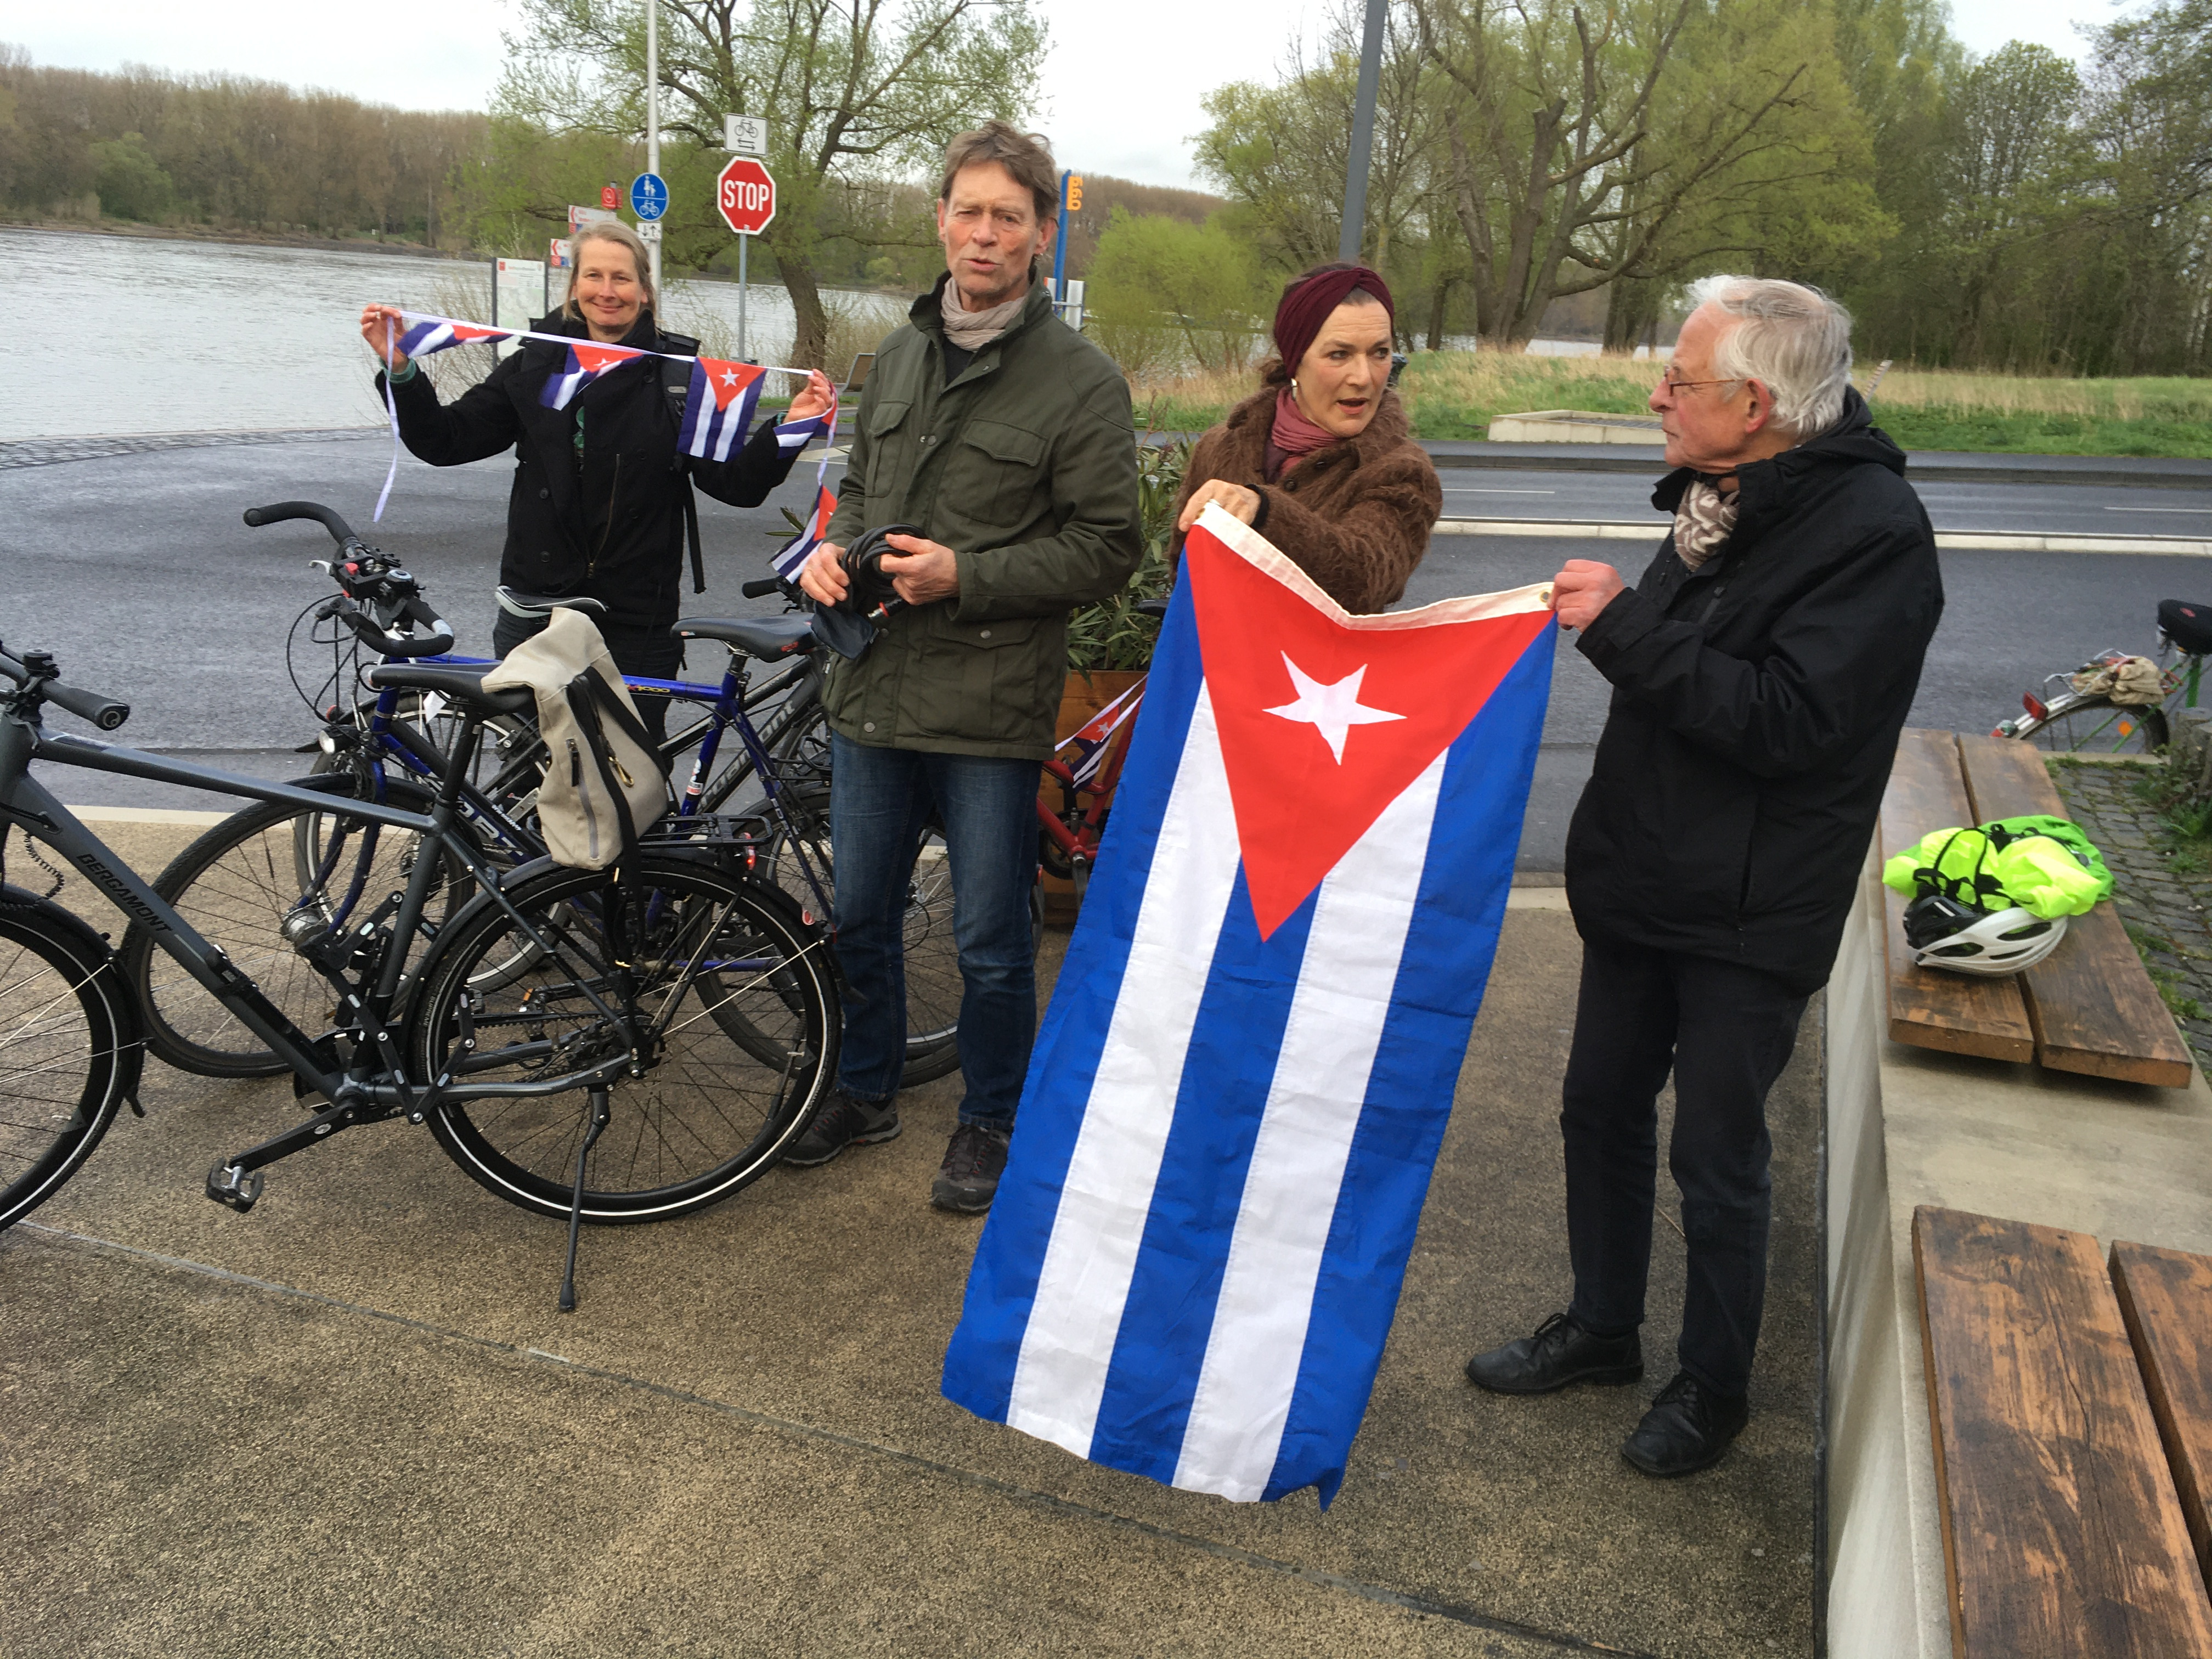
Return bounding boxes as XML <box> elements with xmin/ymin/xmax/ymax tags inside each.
<box><xmin>698</xmin><ymin>357</ymin><xmax>766</xmax><ymax>409</ymax></box>
<box><xmin>451</xmin><ymin>324</ymin><xmax>509</xmax><ymax>343</ymax></box>
<box><xmin>572</xmin><ymin>341</ymin><xmax>646</xmax><ymax>374</ymax></box>
<box><xmin>1183</xmin><ymin>511</ymin><xmax>1553</xmax><ymax>939</ymax></box>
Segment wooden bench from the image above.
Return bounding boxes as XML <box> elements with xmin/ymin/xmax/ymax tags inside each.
<box><xmin>1880</xmin><ymin>729</ymin><xmax>2035</xmax><ymax>1062</ymax></box>
<box><xmin>1914</xmin><ymin>1205</ymin><xmax>2212</xmax><ymax>1655</ymax></box>
<box><xmin>1878</xmin><ymin>730</ymin><xmax>2193</xmax><ymax>1087</ymax></box>
<box><xmin>2112</xmin><ymin>1239</ymin><xmax>2212</xmax><ymax>1585</ymax></box>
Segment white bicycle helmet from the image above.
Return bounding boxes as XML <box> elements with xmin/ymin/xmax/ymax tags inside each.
<box><xmin>1903</xmin><ymin>893</ymin><xmax>2069</xmax><ymax>976</ymax></box>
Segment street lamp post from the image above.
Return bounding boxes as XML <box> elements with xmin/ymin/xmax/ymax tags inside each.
<box><xmin>645</xmin><ymin>0</ymin><xmax>662</xmax><ymax>292</ymax></box>
<box><xmin>1338</xmin><ymin>0</ymin><xmax>1387</xmax><ymax>264</ymax></box>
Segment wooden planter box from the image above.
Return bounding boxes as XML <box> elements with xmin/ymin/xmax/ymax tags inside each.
<box><xmin>1039</xmin><ymin>668</ymin><xmax>1146</xmax><ymax>924</ymax></box>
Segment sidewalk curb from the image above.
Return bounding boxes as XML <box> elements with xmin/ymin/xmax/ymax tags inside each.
<box><xmin>1431</xmin><ymin>518</ymin><xmax>2212</xmax><ymax>556</ymax></box>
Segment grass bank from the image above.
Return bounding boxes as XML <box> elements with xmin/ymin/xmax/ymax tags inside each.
<box><xmin>1129</xmin><ymin>353</ymin><xmax>2212</xmax><ymax>458</ymax></box>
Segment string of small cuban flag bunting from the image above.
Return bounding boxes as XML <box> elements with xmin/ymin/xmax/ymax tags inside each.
<box><xmin>375</xmin><ymin>312</ymin><xmax>838</xmax><ymax>564</ymax></box>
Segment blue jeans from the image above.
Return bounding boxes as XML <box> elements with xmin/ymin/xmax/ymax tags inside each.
<box><xmin>829</xmin><ymin>732</ymin><xmax>1038</xmax><ymax>1130</ymax></box>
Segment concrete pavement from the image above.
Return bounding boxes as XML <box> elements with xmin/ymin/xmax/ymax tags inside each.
<box><xmin>4</xmin><ymin>822</ymin><xmax>1823</xmax><ymax>1657</ymax></box>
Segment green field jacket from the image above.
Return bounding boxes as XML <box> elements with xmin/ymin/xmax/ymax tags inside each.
<box><xmin>820</xmin><ymin>275</ymin><xmax>1143</xmax><ymax>760</ymax></box>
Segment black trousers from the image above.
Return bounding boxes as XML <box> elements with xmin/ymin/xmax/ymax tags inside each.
<box><xmin>492</xmin><ymin>608</ymin><xmax>682</xmax><ymax>743</ymax></box>
<box><xmin>1561</xmin><ymin>932</ymin><xmax>1808</xmax><ymax>1398</ymax></box>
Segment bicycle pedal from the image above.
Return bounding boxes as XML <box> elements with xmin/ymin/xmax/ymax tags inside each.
<box><xmin>205</xmin><ymin>1163</ymin><xmax>264</xmax><ymax>1212</ymax></box>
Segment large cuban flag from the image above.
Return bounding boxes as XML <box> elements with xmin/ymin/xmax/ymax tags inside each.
<box><xmin>941</xmin><ymin>504</ymin><xmax>1555</xmax><ymax>1506</ymax></box>
<box><xmin>677</xmin><ymin>356</ymin><xmax>768</xmax><ymax>461</ymax></box>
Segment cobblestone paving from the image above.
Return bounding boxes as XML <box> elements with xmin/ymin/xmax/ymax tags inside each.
<box><xmin>2050</xmin><ymin>756</ymin><xmax>2212</xmax><ymax>1070</ymax></box>
<box><xmin>0</xmin><ymin>427</ymin><xmax>379</xmax><ymax>469</ymax></box>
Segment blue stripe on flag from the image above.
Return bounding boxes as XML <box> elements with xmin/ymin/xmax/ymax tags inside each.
<box><xmin>1261</xmin><ymin>622</ymin><xmax>1556</xmax><ymax>1503</ymax></box>
<box><xmin>1085</xmin><ymin>870</ymin><xmax>1320</xmax><ymax>1482</ymax></box>
<box><xmin>941</xmin><ymin>575</ymin><xmax>1208</xmax><ymax>1424</ymax></box>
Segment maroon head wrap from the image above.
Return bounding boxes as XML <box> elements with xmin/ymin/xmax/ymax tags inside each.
<box><xmin>1272</xmin><ymin>265</ymin><xmax>1395</xmax><ymax>376</ymax></box>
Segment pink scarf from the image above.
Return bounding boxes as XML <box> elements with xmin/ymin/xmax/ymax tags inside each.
<box><xmin>1264</xmin><ymin>386</ymin><xmax>1339</xmax><ymax>482</ymax></box>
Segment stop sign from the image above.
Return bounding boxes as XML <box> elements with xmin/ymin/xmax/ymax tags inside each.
<box><xmin>716</xmin><ymin>157</ymin><xmax>777</xmax><ymax>235</ymax></box>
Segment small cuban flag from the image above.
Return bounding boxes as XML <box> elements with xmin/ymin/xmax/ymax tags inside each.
<box><xmin>941</xmin><ymin>503</ymin><xmax>1556</xmax><ymax>1506</ymax></box>
<box><xmin>771</xmin><ymin>484</ymin><xmax>838</xmax><ymax>580</ymax></box>
<box><xmin>541</xmin><ymin>340</ymin><xmax>651</xmax><ymax>410</ymax></box>
<box><xmin>397</xmin><ymin>318</ymin><xmax>515</xmax><ymax>357</ymax></box>
<box><xmin>678</xmin><ymin>356</ymin><xmax>768</xmax><ymax>462</ymax></box>
<box><xmin>1052</xmin><ymin>679</ymin><xmax>1146</xmax><ymax>791</ymax></box>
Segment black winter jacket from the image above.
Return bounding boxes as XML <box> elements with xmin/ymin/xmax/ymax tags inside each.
<box><xmin>375</xmin><ymin>307</ymin><xmax>798</xmax><ymax>627</ymax></box>
<box><xmin>1565</xmin><ymin>389</ymin><xmax>1943</xmax><ymax>994</ymax></box>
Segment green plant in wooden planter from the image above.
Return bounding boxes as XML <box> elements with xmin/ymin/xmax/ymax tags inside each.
<box><xmin>1065</xmin><ymin>435</ymin><xmax>1189</xmax><ymax>673</ymax></box>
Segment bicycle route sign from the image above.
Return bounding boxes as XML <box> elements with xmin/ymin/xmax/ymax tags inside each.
<box><xmin>629</xmin><ymin>172</ymin><xmax>669</xmax><ymax>222</ymax></box>
<box><xmin>716</xmin><ymin>157</ymin><xmax>776</xmax><ymax>236</ymax></box>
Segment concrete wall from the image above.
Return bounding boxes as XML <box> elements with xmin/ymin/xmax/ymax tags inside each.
<box><xmin>1824</xmin><ymin>850</ymin><xmax>1954</xmax><ymax>1658</ymax></box>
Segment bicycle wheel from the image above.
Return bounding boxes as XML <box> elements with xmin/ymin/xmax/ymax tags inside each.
<box><xmin>117</xmin><ymin>775</ymin><xmax>473</xmax><ymax>1078</ymax></box>
<box><xmin>2013</xmin><ymin>695</ymin><xmax>2170</xmax><ymax>755</ymax></box>
<box><xmin>411</xmin><ymin>857</ymin><xmax>838</xmax><ymax>1223</ymax></box>
<box><xmin>0</xmin><ymin>895</ymin><xmax>142</xmax><ymax>1229</ymax></box>
<box><xmin>757</xmin><ymin>787</ymin><xmax>970</xmax><ymax>1087</ymax></box>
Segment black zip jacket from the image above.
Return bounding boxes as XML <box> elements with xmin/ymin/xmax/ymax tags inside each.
<box><xmin>374</xmin><ymin>307</ymin><xmax>798</xmax><ymax>628</ymax></box>
<box><xmin>1565</xmin><ymin>388</ymin><xmax>1944</xmax><ymax>994</ymax></box>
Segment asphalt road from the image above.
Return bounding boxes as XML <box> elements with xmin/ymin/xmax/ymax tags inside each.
<box><xmin>5</xmin><ymin>431</ymin><xmax>2209</xmax><ymax>865</ymax></box>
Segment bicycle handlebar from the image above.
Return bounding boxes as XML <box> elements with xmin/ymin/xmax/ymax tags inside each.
<box><xmin>333</xmin><ymin>591</ymin><xmax>457</xmax><ymax>659</ymax></box>
<box><xmin>741</xmin><ymin>577</ymin><xmax>786</xmax><ymax>600</ymax></box>
<box><xmin>245</xmin><ymin>501</ymin><xmax>362</xmax><ymax>545</ymax></box>
<box><xmin>0</xmin><ymin>646</ymin><xmax>132</xmax><ymax>731</ymax></box>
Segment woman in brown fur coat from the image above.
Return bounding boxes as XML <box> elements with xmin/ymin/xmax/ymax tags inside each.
<box><xmin>1171</xmin><ymin>263</ymin><xmax>1441</xmax><ymax>613</ymax></box>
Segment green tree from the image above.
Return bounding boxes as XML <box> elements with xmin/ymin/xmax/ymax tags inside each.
<box><xmin>496</xmin><ymin>0</ymin><xmax>1047</xmax><ymax>368</ymax></box>
<box><xmin>1084</xmin><ymin>209</ymin><xmax>1266</xmax><ymax>377</ymax></box>
<box><xmin>89</xmin><ymin>132</ymin><xmax>174</xmax><ymax>222</ymax></box>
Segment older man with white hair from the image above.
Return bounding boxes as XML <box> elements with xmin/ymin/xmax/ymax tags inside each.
<box><xmin>1464</xmin><ymin>277</ymin><xmax>1943</xmax><ymax>1476</ymax></box>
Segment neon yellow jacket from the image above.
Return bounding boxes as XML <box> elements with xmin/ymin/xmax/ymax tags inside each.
<box><xmin>1881</xmin><ymin>815</ymin><xmax>2113</xmax><ymax>919</ymax></box>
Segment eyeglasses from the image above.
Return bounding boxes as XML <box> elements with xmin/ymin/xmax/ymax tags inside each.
<box><xmin>1655</xmin><ymin>372</ymin><xmax>1748</xmax><ymax>398</ymax></box>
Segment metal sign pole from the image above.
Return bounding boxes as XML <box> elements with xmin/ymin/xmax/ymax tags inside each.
<box><xmin>1338</xmin><ymin>0</ymin><xmax>1386</xmax><ymax>264</ymax></box>
<box><xmin>645</xmin><ymin>0</ymin><xmax>662</xmax><ymax>295</ymax></box>
<box><xmin>738</xmin><ymin>233</ymin><xmax>749</xmax><ymax>362</ymax></box>
<box><xmin>1051</xmin><ymin>170</ymin><xmax>1071</xmax><ymax>306</ymax></box>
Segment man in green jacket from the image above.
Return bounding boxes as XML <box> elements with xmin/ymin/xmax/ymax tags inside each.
<box><xmin>789</xmin><ymin>121</ymin><xmax>1143</xmax><ymax>1212</ymax></box>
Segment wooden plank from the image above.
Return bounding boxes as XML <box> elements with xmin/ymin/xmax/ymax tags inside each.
<box><xmin>1914</xmin><ymin>1206</ymin><xmax>2212</xmax><ymax>1658</ymax></box>
<box><xmin>1880</xmin><ymin>727</ymin><xmax>2036</xmax><ymax>1061</ymax></box>
<box><xmin>2112</xmin><ymin>1239</ymin><xmax>2212</xmax><ymax>1590</ymax></box>
<box><xmin>1956</xmin><ymin>734</ymin><xmax>2194</xmax><ymax>1087</ymax></box>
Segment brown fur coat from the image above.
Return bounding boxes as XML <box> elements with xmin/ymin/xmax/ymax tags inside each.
<box><xmin>1171</xmin><ymin>386</ymin><xmax>1441</xmax><ymax>613</ymax></box>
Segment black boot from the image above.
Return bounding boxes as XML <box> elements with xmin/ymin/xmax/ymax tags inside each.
<box><xmin>1621</xmin><ymin>1370</ymin><xmax>1750</xmax><ymax>1477</ymax></box>
<box><xmin>1464</xmin><ymin>1312</ymin><xmax>1643</xmax><ymax>1395</ymax></box>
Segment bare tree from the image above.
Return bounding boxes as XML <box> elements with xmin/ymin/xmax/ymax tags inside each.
<box><xmin>500</xmin><ymin>0</ymin><xmax>1045</xmax><ymax>366</ymax></box>
<box><xmin>1412</xmin><ymin>0</ymin><xmax>1852</xmax><ymax>346</ymax></box>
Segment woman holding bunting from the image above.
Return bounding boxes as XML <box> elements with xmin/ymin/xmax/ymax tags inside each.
<box><xmin>360</xmin><ymin>219</ymin><xmax>833</xmax><ymax>727</ymax></box>
<box><xmin>1171</xmin><ymin>263</ymin><xmax>1441</xmax><ymax>612</ymax></box>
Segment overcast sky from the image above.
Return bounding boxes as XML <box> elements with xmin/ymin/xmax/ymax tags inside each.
<box><xmin>13</xmin><ymin>0</ymin><xmax>2118</xmax><ymax>193</ymax></box>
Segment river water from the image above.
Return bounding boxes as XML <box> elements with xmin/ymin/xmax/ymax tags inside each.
<box><xmin>1</xmin><ymin>226</ymin><xmax>887</xmax><ymax>442</ymax></box>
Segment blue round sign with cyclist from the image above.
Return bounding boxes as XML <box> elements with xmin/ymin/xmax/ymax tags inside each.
<box><xmin>629</xmin><ymin>172</ymin><xmax>669</xmax><ymax>222</ymax></box>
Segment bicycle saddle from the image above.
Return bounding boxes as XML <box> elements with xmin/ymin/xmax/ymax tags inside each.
<box><xmin>498</xmin><ymin>586</ymin><xmax>609</xmax><ymax>619</ymax></box>
<box><xmin>2159</xmin><ymin>599</ymin><xmax>2212</xmax><ymax>657</ymax></box>
<box><xmin>363</xmin><ymin>663</ymin><xmax>536</xmax><ymax>716</ymax></box>
<box><xmin>673</xmin><ymin>615</ymin><xmax>819</xmax><ymax>660</ymax></box>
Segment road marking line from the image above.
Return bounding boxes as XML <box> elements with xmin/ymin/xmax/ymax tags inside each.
<box><xmin>1430</xmin><ymin>519</ymin><xmax>2212</xmax><ymax>556</ymax></box>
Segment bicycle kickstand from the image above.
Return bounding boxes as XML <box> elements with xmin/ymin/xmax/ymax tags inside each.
<box><xmin>557</xmin><ymin>1087</ymin><xmax>613</xmax><ymax>1314</ymax></box>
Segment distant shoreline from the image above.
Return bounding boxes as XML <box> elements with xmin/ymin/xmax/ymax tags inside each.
<box><xmin>2</xmin><ymin>216</ymin><xmax>479</xmax><ymax>262</ymax></box>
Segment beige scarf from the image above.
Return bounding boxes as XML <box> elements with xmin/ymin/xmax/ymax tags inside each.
<box><xmin>1672</xmin><ymin>476</ymin><xmax>1740</xmax><ymax>571</ymax></box>
<box><xmin>940</xmin><ymin>282</ymin><xmax>1029</xmax><ymax>352</ymax></box>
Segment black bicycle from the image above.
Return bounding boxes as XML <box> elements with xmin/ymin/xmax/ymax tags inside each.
<box><xmin>119</xmin><ymin>503</ymin><xmax>969</xmax><ymax>1090</ymax></box>
<box><xmin>0</xmin><ymin>639</ymin><xmax>838</xmax><ymax>1308</ymax></box>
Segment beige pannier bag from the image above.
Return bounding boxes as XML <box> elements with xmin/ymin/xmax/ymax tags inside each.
<box><xmin>482</xmin><ymin>608</ymin><xmax>672</xmax><ymax>870</ymax></box>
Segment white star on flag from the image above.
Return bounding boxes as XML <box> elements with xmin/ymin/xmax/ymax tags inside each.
<box><xmin>720</xmin><ymin>368</ymin><xmax>742</xmax><ymax>387</ymax></box>
<box><xmin>1263</xmin><ymin>653</ymin><xmax>1405</xmax><ymax>763</ymax></box>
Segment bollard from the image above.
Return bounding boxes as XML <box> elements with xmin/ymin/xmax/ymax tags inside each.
<box><xmin>2170</xmin><ymin>707</ymin><xmax>2212</xmax><ymax>800</ymax></box>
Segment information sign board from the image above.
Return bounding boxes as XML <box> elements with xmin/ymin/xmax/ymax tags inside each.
<box><xmin>724</xmin><ymin>114</ymin><xmax>767</xmax><ymax>154</ymax></box>
<box><xmin>492</xmin><ymin>258</ymin><xmax>546</xmax><ymax>360</ymax></box>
